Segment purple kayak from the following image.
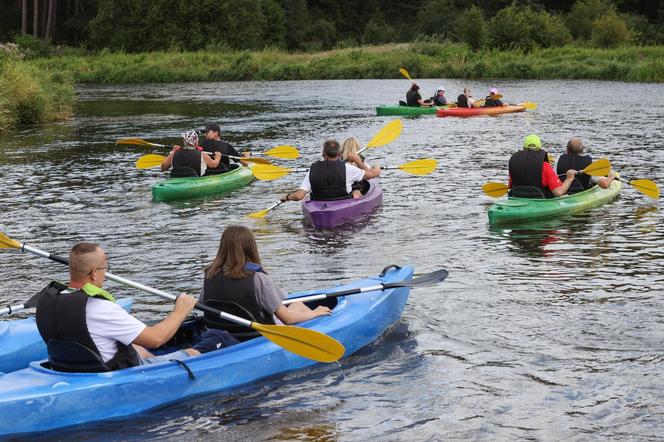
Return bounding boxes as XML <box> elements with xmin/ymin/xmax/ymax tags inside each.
<box><xmin>302</xmin><ymin>180</ymin><xmax>383</xmax><ymax>229</ymax></box>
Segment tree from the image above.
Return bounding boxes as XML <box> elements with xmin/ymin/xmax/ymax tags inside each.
<box><xmin>591</xmin><ymin>11</ymin><xmax>631</xmax><ymax>47</ymax></box>
<box><xmin>21</xmin><ymin>0</ymin><xmax>27</xmax><ymax>35</ymax></box>
<box><xmin>566</xmin><ymin>0</ymin><xmax>615</xmax><ymax>40</ymax></box>
<box><xmin>454</xmin><ymin>6</ymin><xmax>488</xmax><ymax>50</ymax></box>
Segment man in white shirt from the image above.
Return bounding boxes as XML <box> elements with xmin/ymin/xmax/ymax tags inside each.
<box><xmin>281</xmin><ymin>139</ymin><xmax>380</xmax><ymax>202</ymax></box>
<box><xmin>36</xmin><ymin>242</ymin><xmax>200</xmax><ymax>369</ymax></box>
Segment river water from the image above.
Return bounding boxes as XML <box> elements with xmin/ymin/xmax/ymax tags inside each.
<box><xmin>0</xmin><ymin>79</ymin><xmax>662</xmax><ymax>440</ymax></box>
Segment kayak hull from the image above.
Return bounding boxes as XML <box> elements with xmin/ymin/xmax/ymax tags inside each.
<box><xmin>376</xmin><ymin>104</ymin><xmax>451</xmax><ymax>116</ymax></box>
<box><xmin>0</xmin><ymin>299</ymin><xmax>133</xmax><ymax>374</ymax></box>
<box><xmin>302</xmin><ymin>180</ymin><xmax>382</xmax><ymax>229</ymax></box>
<box><xmin>437</xmin><ymin>105</ymin><xmax>526</xmax><ymax>117</ymax></box>
<box><xmin>151</xmin><ymin>165</ymin><xmax>253</xmax><ymax>202</ymax></box>
<box><xmin>488</xmin><ymin>181</ymin><xmax>622</xmax><ymax>225</ymax></box>
<box><xmin>0</xmin><ymin>266</ymin><xmax>413</xmax><ymax>436</ymax></box>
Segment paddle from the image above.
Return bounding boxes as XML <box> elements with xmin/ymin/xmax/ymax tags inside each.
<box><xmin>519</xmin><ymin>101</ymin><xmax>537</xmax><ymax>110</ymax></box>
<box><xmin>248</xmin><ymin>119</ymin><xmax>405</xmax><ymax>219</ymax></box>
<box><xmin>482</xmin><ymin>158</ymin><xmax>612</xmax><ymax>197</ymax></box>
<box><xmin>117</xmin><ymin>138</ymin><xmax>300</xmax><ymax>160</ymax></box>
<box><xmin>135</xmin><ymin>153</ymin><xmax>270</xmax><ymax>169</ymax></box>
<box><xmin>252</xmin><ymin>159</ymin><xmax>438</xmax><ymax>181</ymax></box>
<box><xmin>0</xmin><ymin>232</ymin><xmax>345</xmax><ymax>363</ymax></box>
<box><xmin>399</xmin><ymin>67</ymin><xmax>438</xmax><ymax>110</ymax></box>
<box><xmin>283</xmin><ymin>269</ymin><xmax>449</xmax><ymax>305</ymax></box>
<box><xmin>616</xmin><ymin>177</ymin><xmax>660</xmax><ymax>199</ymax></box>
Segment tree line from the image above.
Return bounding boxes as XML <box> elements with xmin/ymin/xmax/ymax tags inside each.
<box><xmin>0</xmin><ymin>0</ymin><xmax>662</xmax><ymax>53</ymax></box>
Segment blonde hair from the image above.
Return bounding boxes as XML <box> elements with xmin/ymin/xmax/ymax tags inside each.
<box><xmin>205</xmin><ymin>225</ymin><xmax>262</xmax><ymax>280</ymax></box>
<box><xmin>340</xmin><ymin>137</ymin><xmax>361</xmax><ymax>161</ymax></box>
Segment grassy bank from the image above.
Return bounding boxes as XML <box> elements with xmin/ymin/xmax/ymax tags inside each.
<box><xmin>0</xmin><ymin>44</ymin><xmax>74</xmax><ymax>132</ymax></box>
<box><xmin>29</xmin><ymin>43</ymin><xmax>664</xmax><ymax>84</ymax></box>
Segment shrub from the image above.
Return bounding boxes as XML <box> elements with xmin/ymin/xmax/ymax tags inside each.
<box><xmin>415</xmin><ymin>0</ymin><xmax>456</xmax><ymax>38</ymax></box>
<box><xmin>454</xmin><ymin>6</ymin><xmax>488</xmax><ymax>50</ymax></box>
<box><xmin>566</xmin><ymin>0</ymin><xmax>615</xmax><ymax>41</ymax></box>
<box><xmin>591</xmin><ymin>11</ymin><xmax>631</xmax><ymax>48</ymax></box>
<box><xmin>13</xmin><ymin>34</ymin><xmax>50</xmax><ymax>58</ymax></box>
<box><xmin>362</xmin><ymin>16</ymin><xmax>396</xmax><ymax>45</ymax></box>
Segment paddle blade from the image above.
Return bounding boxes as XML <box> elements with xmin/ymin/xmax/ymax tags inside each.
<box><xmin>482</xmin><ymin>182</ymin><xmax>510</xmax><ymax>197</ymax></box>
<box><xmin>247</xmin><ymin>209</ymin><xmax>270</xmax><ymax>219</ymax></box>
<box><xmin>116</xmin><ymin>138</ymin><xmax>155</xmax><ymax>147</ymax></box>
<box><xmin>520</xmin><ymin>102</ymin><xmax>537</xmax><ymax>110</ymax></box>
<box><xmin>0</xmin><ymin>232</ymin><xmax>21</xmax><ymax>249</ymax></box>
<box><xmin>384</xmin><ymin>269</ymin><xmax>449</xmax><ymax>289</ymax></box>
<box><xmin>399</xmin><ymin>68</ymin><xmax>413</xmax><ymax>81</ymax></box>
<box><xmin>136</xmin><ymin>154</ymin><xmax>167</xmax><ymax>169</ymax></box>
<box><xmin>366</xmin><ymin>119</ymin><xmax>403</xmax><ymax>148</ymax></box>
<box><xmin>252</xmin><ymin>164</ymin><xmax>291</xmax><ymax>181</ymax></box>
<box><xmin>265</xmin><ymin>145</ymin><xmax>299</xmax><ymax>159</ymax></box>
<box><xmin>397</xmin><ymin>158</ymin><xmax>437</xmax><ymax>175</ymax></box>
<box><xmin>628</xmin><ymin>179</ymin><xmax>660</xmax><ymax>199</ymax></box>
<box><xmin>243</xmin><ymin>157</ymin><xmax>272</xmax><ymax>165</ymax></box>
<box><xmin>252</xmin><ymin>322</ymin><xmax>345</xmax><ymax>363</ymax></box>
<box><xmin>581</xmin><ymin>158</ymin><xmax>611</xmax><ymax>177</ymax></box>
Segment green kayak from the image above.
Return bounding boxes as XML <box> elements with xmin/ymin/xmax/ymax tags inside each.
<box><xmin>152</xmin><ymin>164</ymin><xmax>253</xmax><ymax>202</ymax></box>
<box><xmin>488</xmin><ymin>180</ymin><xmax>622</xmax><ymax>225</ymax></box>
<box><xmin>375</xmin><ymin>104</ymin><xmax>452</xmax><ymax>116</ymax></box>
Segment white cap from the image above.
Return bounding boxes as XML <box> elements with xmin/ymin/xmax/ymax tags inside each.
<box><xmin>436</xmin><ymin>85</ymin><xmax>445</xmax><ymax>92</ymax></box>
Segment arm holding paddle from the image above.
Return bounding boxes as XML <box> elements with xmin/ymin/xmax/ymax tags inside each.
<box><xmin>595</xmin><ymin>171</ymin><xmax>617</xmax><ymax>189</ymax></box>
<box><xmin>552</xmin><ymin>169</ymin><xmax>577</xmax><ymax>197</ymax></box>
<box><xmin>133</xmin><ymin>294</ymin><xmax>198</xmax><ymax>350</ymax></box>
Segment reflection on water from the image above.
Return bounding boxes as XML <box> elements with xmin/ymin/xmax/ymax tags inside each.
<box><xmin>1</xmin><ymin>79</ymin><xmax>663</xmax><ymax>440</ymax></box>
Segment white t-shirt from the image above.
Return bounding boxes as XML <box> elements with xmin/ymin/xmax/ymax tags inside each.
<box><xmin>299</xmin><ymin>163</ymin><xmax>366</xmax><ymax>194</ymax></box>
<box><xmin>85</xmin><ymin>298</ymin><xmax>146</xmax><ymax>363</ymax></box>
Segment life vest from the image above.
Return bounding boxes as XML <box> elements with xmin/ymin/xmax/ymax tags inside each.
<box><xmin>457</xmin><ymin>94</ymin><xmax>469</xmax><ymax>108</ymax></box>
<box><xmin>202</xmin><ymin>263</ymin><xmax>274</xmax><ymax>341</ymax></box>
<box><xmin>406</xmin><ymin>89</ymin><xmax>421</xmax><ymax>107</ymax></box>
<box><xmin>484</xmin><ymin>96</ymin><xmax>503</xmax><ymax>107</ymax></box>
<box><xmin>309</xmin><ymin>160</ymin><xmax>350</xmax><ymax>200</ymax></box>
<box><xmin>508</xmin><ymin>149</ymin><xmax>553</xmax><ymax>198</ymax></box>
<box><xmin>557</xmin><ymin>153</ymin><xmax>593</xmax><ymax>193</ymax></box>
<box><xmin>173</xmin><ymin>146</ymin><xmax>203</xmax><ymax>177</ymax></box>
<box><xmin>35</xmin><ymin>281</ymin><xmax>140</xmax><ymax>371</ymax></box>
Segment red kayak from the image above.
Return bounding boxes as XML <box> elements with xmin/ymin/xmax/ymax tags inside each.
<box><xmin>437</xmin><ymin>105</ymin><xmax>526</xmax><ymax>118</ymax></box>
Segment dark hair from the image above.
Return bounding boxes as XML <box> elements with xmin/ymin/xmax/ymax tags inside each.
<box><xmin>410</xmin><ymin>84</ymin><xmax>420</xmax><ymax>91</ymax></box>
<box><xmin>323</xmin><ymin>139</ymin><xmax>340</xmax><ymax>158</ymax></box>
<box><xmin>205</xmin><ymin>225</ymin><xmax>262</xmax><ymax>280</ymax></box>
<box><xmin>69</xmin><ymin>242</ymin><xmax>101</xmax><ymax>280</ymax></box>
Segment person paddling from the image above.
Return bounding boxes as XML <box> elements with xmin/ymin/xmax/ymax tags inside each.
<box><xmin>35</xmin><ymin>242</ymin><xmax>202</xmax><ymax>371</ymax></box>
<box><xmin>406</xmin><ymin>84</ymin><xmax>433</xmax><ymax>107</ymax></box>
<box><xmin>556</xmin><ymin>137</ymin><xmax>616</xmax><ymax>194</ymax></box>
<box><xmin>456</xmin><ymin>87</ymin><xmax>476</xmax><ymax>108</ymax></box>
<box><xmin>160</xmin><ymin>130</ymin><xmax>221</xmax><ymax>177</ymax></box>
<box><xmin>199</xmin><ymin>122</ymin><xmax>249</xmax><ymax>174</ymax></box>
<box><xmin>281</xmin><ymin>139</ymin><xmax>380</xmax><ymax>202</ymax></box>
<box><xmin>508</xmin><ymin>134</ymin><xmax>576</xmax><ymax>198</ymax></box>
<box><xmin>340</xmin><ymin>137</ymin><xmax>371</xmax><ymax>199</ymax></box>
<box><xmin>431</xmin><ymin>86</ymin><xmax>448</xmax><ymax>106</ymax></box>
<box><xmin>199</xmin><ymin>225</ymin><xmax>331</xmax><ymax>342</ymax></box>
<box><xmin>483</xmin><ymin>88</ymin><xmax>504</xmax><ymax>107</ymax></box>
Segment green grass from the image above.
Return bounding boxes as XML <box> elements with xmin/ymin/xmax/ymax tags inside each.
<box><xmin>27</xmin><ymin>43</ymin><xmax>664</xmax><ymax>84</ymax></box>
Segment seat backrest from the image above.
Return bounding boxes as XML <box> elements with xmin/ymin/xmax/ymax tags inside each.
<box><xmin>204</xmin><ymin>300</ymin><xmax>260</xmax><ymax>342</ymax></box>
<box><xmin>509</xmin><ymin>186</ymin><xmax>547</xmax><ymax>199</ymax></box>
<box><xmin>47</xmin><ymin>339</ymin><xmax>111</xmax><ymax>373</ymax></box>
<box><xmin>567</xmin><ymin>178</ymin><xmax>591</xmax><ymax>195</ymax></box>
<box><xmin>170</xmin><ymin>166</ymin><xmax>198</xmax><ymax>178</ymax></box>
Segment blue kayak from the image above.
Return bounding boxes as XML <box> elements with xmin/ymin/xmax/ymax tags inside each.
<box><xmin>0</xmin><ymin>265</ymin><xmax>413</xmax><ymax>436</ymax></box>
<box><xmin>0</xmin><ymin>298</ymin><xmax>133</xmax><ymax>374</ymax></box>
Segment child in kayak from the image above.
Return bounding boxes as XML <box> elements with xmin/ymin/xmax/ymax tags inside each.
<box><xmin>340</xmin><ymin>137</ymin><xmax>372</xmax><ymax>199</ymax></box>
<box><xmin>199</xmin><ymin>225</ymin><xmax>331</xmax><ymax>341</ymax></box>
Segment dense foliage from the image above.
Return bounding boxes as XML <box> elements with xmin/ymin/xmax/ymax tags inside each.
<box><xmin>1</xmin><ymin>0</ymin><xmax>662</xmax><ymax>52</ymax></box>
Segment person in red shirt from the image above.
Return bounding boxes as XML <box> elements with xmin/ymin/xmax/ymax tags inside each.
<box><xmin>508</xmin><ymin>134</ymin><xmax>576</xmax><ymax>198</ymax></box>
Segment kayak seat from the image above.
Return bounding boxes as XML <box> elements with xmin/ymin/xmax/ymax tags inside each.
<box><xmin>567</xmin><ymin>179</ymin><xmax>594</xmax><ymax>195</ymax></box>
<box><xmin>170</xmin><ymin>166</ymin><xmax>199</xmax><ymax>178</ymax></box>
<box><xmin>351</xmin><ymin>180</ymin><xmax>370</xmax><ymax>195</ymax></box>
<box><xmin>509</xmin><ymin>186</ymin><xmax>548</xmax><ymax>199</ymax></box>
<box><xmin>399</xmin><ymin>100</ymin><xmax>407</xmax><ymax>106</ymax></box>
<box><xmin>45</xmin><ymin>339</ymin><xmax>110</xmax><ymax>373</ymax></box>
<box><xmin>204</xmin><ymin>163</ymin><xmax>239</xmax><ymax>176</ymax></box>
<box><xmin>203</xmin><ymin>300</ymin><xmax>261</xmax><ymax>342</ymax></box>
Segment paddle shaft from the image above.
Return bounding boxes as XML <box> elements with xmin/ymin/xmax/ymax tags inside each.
<box><xmin>283</xmin><ymin>283</ymin><xmax>385</xmax><ymax>305</ymax></box>
<box><xmin>16</xmin><ymin>242</ymin><xmax>253</xmax><ymax>327</ymax></box>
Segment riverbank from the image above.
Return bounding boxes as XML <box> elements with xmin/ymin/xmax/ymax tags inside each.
<box><xmin>29</xmin><ymin>43</ymin><xmax>664</xmax><ymax>84</ymax></box>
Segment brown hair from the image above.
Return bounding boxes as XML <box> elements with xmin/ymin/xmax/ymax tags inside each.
<box><xmin>205</xmin><ymin>225</ymin><xmax>262</xmax><ymax>280</ymax></box>
<box><xmin>566</xmin><ymin>137</ymin><xmax>584</xmax><ymax>155</ymax></box>
<box><xmin>323</xmin><ymin>139</ymin><xmax>340</xmax><ymax>158</ymax></box>
<box><xmin>69</xmin><ymin>242</ymin><xmax>101</xmax><ymax>280</ymax></box>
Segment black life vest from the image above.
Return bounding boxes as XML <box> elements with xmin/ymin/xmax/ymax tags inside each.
<box><xmin>35</xmin><ymin>281</ymin><xmax>140</xmax><ymax>371</ymax></box>
<box><xmin>406</xmin><ymin>89</ymin><xmax>421</xmax><ymax>107</ymax></box>
<box><xmin>173</xmin><ymin>147</ymin><xmax>202</xmax><ymax>177</ymax></box>
<box><xmin>202</xmin><ymin>264</ymin><xmax>274</xmax><ymax>341</ymax></box>
<box><xmin>309</xmin><ymin>160</ymin><xmax>350</xmax><ymax>200</ymax></box>
<box><xmin>457</xmin><ymin>94</ymin><xmax>469</xmax><ymax>108</ymax></box>
<box><xmin>484</xmin><ymin>96</ymin><xmax>503</xmax><ymax>107</ymax></box>
<box><xmin>557</xmin><ymin>153</ymin><xmax>593</xmax><ymax>193</ymax></box>
<box><xmin>508</xmin><ymin>149</ymin><xmax>553</xmax><ymax>198</ymax></box>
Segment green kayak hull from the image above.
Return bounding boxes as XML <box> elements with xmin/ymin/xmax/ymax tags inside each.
<box><xmin>375</xmin><ymin>104</ymin><xmax>451</xmax><ymax>116</ymax></box>
<box><xmin>488</xmin><ymin>180</ymin><xmax>622</xmax><ymax>225</ymax></box>
<box><xmin>152</xmin><ymin>165</ymin><xmax>253</xmax><ymax>202</ymax></box>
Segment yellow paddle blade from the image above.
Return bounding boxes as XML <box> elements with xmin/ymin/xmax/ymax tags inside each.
<box><xmin>581</xmin><ymin>158</ymin><xmax>611</xmax><ymax>177</ymax></box>
<box><xmin>447</xmin><ymin>103</ymin><xmax>458</xmax><ymax>109</ymax></box>
<box><xmin>520</xmin><ymin>101</ymin><xmax>537</xmax><ymax>110</ymax></box>
<box><xmin>482</xmin><ymin>182</ymin><xmax>510</xmax><ymax>197</ymax></box>
<box><xmin>247</xmin><ymin>209</ymin><xmax>270</xmax><ymax>219</ymax></box>
<box><xmin>252</xmin><ymin>164</ymin><xmax>292</xmax><ymax>181</ymax></box>
<box><xmin>264</xmin><ymin>145</ymin><xmax>299</xmax><ymax>159</ymax></box>
<box><xmin>399</xmin><ymin>68</ymin><xmax>413</xmax><ymax>81</ymax></box>
<box><xmin>243</xmin><ymin>157</ymin><xmax>272</xmax><ymax>165</ymax></box>
<box><xmin>628</xmin><ymin>179</ymin><xmax>660</xmax><ymax>199</ymax></box>
<box><xmin>366</xmin><ymin>119</ymin><xmax>403</xmax><ymax>148</ymax></box>
<box><xmin>136</xmin><ymin>154</ymin><xmax>167</xmax><ymax>169</ymax></box>
<box><xmin>116</xmin><ymin>138</ymin><xmax>155</xmax><ymax>147</ymax></box>
<box><xmin>252</xmin><ymin>322</ymin><xmax>345</xmax><ymax>363</ymax></box>
<box><xmin>0</xmin><ymin>232</ymin><xmax>21</xmax><ymax>249</ymax></box>
<box><xmin>397</xmin><ymin>158</ymin><xmax>437</xmax><ymax>175</ymax></box>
